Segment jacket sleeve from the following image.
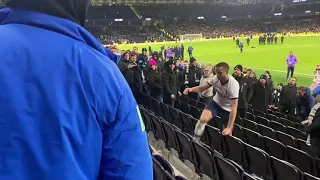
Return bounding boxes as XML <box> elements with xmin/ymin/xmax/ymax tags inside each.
<box><xmin>269</xmin><ymin>88</ymin><xmax>273</xmax><ymax>105</ymax></box>
<box><xmin>305</xmin><ymin>111</ymin><xmax>320</xmax><ymax>133</ymax></box>
<box><xmin>308</xmin><ymin>95</ymin><xmax>316</xmax><ymax>110</ymax></box>
<box><xmin>162</xmin><ymin>73</ymin><xmax>172</xmax><ymax>95</ymax></box>
<box><xmin>246</xmin><ymin>79</ymin><xmax>253</xmax><ymax>103</ymax></box>
<box><xmin>118</xmin><ymin>61</ymin><xmax>128</xmax><ymax>73</ymax></box>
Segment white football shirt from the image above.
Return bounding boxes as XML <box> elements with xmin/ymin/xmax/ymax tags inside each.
<box><xmin>207</xmin><ymin>75</ymin><xmax>240</xmax><ymax>112</ymax></box>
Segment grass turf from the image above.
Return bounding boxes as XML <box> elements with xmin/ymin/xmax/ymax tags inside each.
<box><xmin>118</xmin><ymin>36</ymin><xmax>320</xmax><ymax>87</ymax></box>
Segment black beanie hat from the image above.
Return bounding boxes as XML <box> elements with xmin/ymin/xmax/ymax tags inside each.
<box><xmin>234</xmin><ymin>65</ymin><xmax>243</xmax><ymax>72</ymax></box>
<box><xmin>190</xmin><ymin>57</ymin><xmax>196</xmax><ymax>64</ymax></box>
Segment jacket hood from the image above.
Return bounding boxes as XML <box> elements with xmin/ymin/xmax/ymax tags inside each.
<box><xmin>6</xmin><ymin>0</ymin><xmax>88</xmax><ymax>26</ymax></box>
<box><xmin>305</xmin><ymin>87</ymin><xmax>311</xmax><ymax>96</ymax></box>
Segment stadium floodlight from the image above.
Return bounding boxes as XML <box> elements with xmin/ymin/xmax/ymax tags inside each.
<box><xmin>114</xmin><ymin>18</ymin><xmax>123</xmax><ymax>22</ymax></box>
<box><xmin>274</xmin><ymin>13</ymin><xmax>282</xmax><ymax>16</ymax></box>
<box><xmin>222</xmin><ymin>16</ymin><xmax>227</xmax><ymax>19</ymax></box>
<box><xmin>145</xmin><ymin>18</ymin><xmax>152</xmax><ymax>21</ymax></box>
<box><xmin>197</xmin><ymin>16</ymin><xmax>204</xmax><ymax>19</ymax></box>
<box><xmin>305</xmin><ymin>10</ymin><xmax>311</xmax><ymax>13</ymax></box>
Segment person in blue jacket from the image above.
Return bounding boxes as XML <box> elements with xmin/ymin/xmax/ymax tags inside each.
<box><xmin>297</xmin><ymin>86</ymin><xmax>316</xmax><ymax>120</ymax></box>
<box><xmin>0</xmin><ymin>0</ymin><xmax>152</xmax><ymax>180</ymax></box>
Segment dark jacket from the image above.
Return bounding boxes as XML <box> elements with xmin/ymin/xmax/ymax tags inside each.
<box><xmin>280</xmin><ymin>84</ymin><xmax>297</xmax><ymax>106</ymax></box>
<box><xmin>305</xmin><ymin>110</ymin><xmax>320</xmax><ymax>155</ymax></box>
<box><xmin>161</xmin><ymin>62</ymin><xmax>179</xmax><ymax>96</ymax></box>
<box><xmin>235</xmin><ymin>75</ymin><xmax>253</xmax><ymax>108</ymax></box>
<box><xmin>182</xmin><ymin>65</ymin><xmax>202</xmax><ymax>88</ymax></box>
<box><xmin>248</xmin><ymin>77</ymin><xmax>258</xmax><ymax>86</ymax></box>
<box><xmin>250</xmin><ymin>83</ymin><xmax>272</xmax><ymax>113</ymax></box>
<box><xmin>297</xmin><ymin>88</ymin><xmax>315</xmax><ymax>118</ymax></box>
<box><xmin>147</xmin><ymin>69</ymin><xmax>162</xmax><ymax>96</ymax></box>
<box><xmin>118</xmin><ymin>59</ymin><xmax>143</xmax><ymax>93</ymax></box>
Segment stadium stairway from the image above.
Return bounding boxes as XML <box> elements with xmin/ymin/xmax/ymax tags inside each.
<box><xmin>128</xmin><ymin>5</ymin><xmax>142</xmax><ymax>19</ymax></box>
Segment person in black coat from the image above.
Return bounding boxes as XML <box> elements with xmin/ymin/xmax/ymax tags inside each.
<box><xmin>248</xmin><ymin>71</ymin><xmax>258</xmax><ymax>86</ymax></box>
<box><xmin>280</xmin><ymin>77</ymin><xmax>297</xmax><ymax>116</ymax></box>
<box><xmin>250</xmin><ymin>75</ymin><xmax>272</xmax><ymax>113</ymax></box>
<box><xmin>182</xmin><ymin>57</ymin><xmax>203</xmax><ymax>100</ymax></box>
<box><xmin>147</xmin><ymin>60</ymin><xmax>163</xmax><ymax>102</ymax></box>
<box><xmin>161</xmin><ymin>59</ymin><xmax>181</xmax><ymax>107</ymax></box>
<box><xmin>233</xmin><ymin>65</ymin><xmax>253</xmax><ymax>118</ymax></box>
<box><xmin>305</xmin><ymin>110</ymin><xmax>320</xmax><ymax>156</ymax></box>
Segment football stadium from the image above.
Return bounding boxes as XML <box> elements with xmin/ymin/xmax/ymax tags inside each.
<box><xmin>1</xmin><ymin>0</ymin><xmax>320</xmax><ymax>180</ymax></box>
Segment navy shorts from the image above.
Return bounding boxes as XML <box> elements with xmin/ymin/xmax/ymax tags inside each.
<box><xmin>205</xmin><ymin>100</ymin><xmax>230</xmax><ymax>130</ymax></box>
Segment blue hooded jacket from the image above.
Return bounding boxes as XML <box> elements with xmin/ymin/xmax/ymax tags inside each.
<box><xmin>0</xmin><ymin>4</ymin><xmax>152</xmax><ymax>180</ymax></box>
<box><xmin>296</xmin><ymin>87</ymin><xmax>316</xmax><ymax>117</ymax></box>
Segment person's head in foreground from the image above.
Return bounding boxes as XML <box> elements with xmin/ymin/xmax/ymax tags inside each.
<box><xmin>190</xmin><ymin>57</ymin><xmax>197</xmax><ymax>67</ymax></box>
<box><xmin>259</xmin><ymin>75</ymin><xmax>268</xmax><ymax>86</ymax></box>
<box><xmin>297</xmin><ymin>86</ymin><xmax>307</xmax><ymax>97</ymax></box>
<box><xmin>277</xmin><ymin>83</ymin><xmax>284</xmax><ymax>90</ymax></box>
<box><xmin>289</xmin><ymin>77</ymin><xmax>297</xmax><ymax>86</ymax></box>
<box><xmin>0</xmin><ymin>0</ymin><xmax>152</xmax><ymax>179</ymax></box>
<box><xmin>248</xmin><ymin>71</ymin><xmax>256</xmax><ymax>79</ymax></box>
<box><xmin>233</xmin><ymin>64</ymin><xmax>243</xmax><ymax>77</ymax></box>
<box><xmin>215</xmin><ymin>62</ymin><xmax>230</xmax><ymax>83</ymax></box>
<box><xmin>289</xmin><ymin>51</ymin><xmax>294</xmax><ymax>57</ymax></box>
<box><xmin>203</xmin><ymin>65</ymin><xmax>213</xmax><ymax>77</ymax></box>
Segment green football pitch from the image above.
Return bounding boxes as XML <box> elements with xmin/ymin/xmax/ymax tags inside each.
<box><xmin>118</xmin><ymin>36</ymin><xmax>320</xmax><ymax>87</ymax></box>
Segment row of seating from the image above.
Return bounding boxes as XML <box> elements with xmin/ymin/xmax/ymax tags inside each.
<box><xmin>140</xmin><ymin>105</ymin><xmax>320</xmax><ymax>180</ymax></box>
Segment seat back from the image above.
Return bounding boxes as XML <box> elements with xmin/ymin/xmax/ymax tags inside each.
<box><xmin>179</xmin><ymin>112</ymin><xmax>194</xmax><ymax>135</ymax></box>
<box><xmin>190</xmin><ymin>105</ymin><xmax>201</xmax><ymax>119</ymax></box>
<box><xmin>258</xmin><ymin>124</ymin><xmax>275</xmax><ymax>139</ymax></box>
<box><xmin>278</xmin><ymin>117</ymin><xmax>294</xmax><ymax>127</ymax></box>
<box><xmin>161</xmin><ymin>103</ymin><xmax>172</xmax><ymax>124</ymax></box>
<box><xmin>270</xmin><ymin>156</ymin><xmax>302</xmax><ymax>180</ymax></box>
<box><xmin>246</xmin><ymin>112</ymin><xmax>256</xmax><ymax>122</ymax></box>
<box><xmin>224</xmin><ymin>135</ymin><xmax>245</xmax><ymax>166</ymax></box>
<box><xmin>174</xmin><ymin>100</ymin><xmax>182</xmax><ymax>111</ymax></box>
<box><xmin>256</xmin><ymin>116</ymin><xmax>270</xmax><ymax>126</ymax></box>
<box><xmin>243</xmin><ymin>128</ymin><xmax>265</xmax><ymax>150</ymax></box>
<box><xmin>287</xmin><ymin>116</ymin><xmax>301</xmax><ymax>123</ymax></box>
<box><xmin>153</xmin><ymin>155</ymin><xmax>175</xmax><ymax>176</ymax></box>
<box><xmin>243</xmin><ymin>119</ymin><xmax>258</xmax><ymax>132</ymax></box>
<box><xmin>269</xmin><ymin>121</ymin><xmax>286</xmax><ymax>132</ymax></box>
<box><xmin>169</xmin><ymin>107</ymin><xmax>181</xmax><ymax>128</ymax></box>
<box><xmin>263</xmin><ymin>136</ymin><xmax>286</xmax><ymax>160</ymax></box>
<box><xmin>244</xmin><ymin>143</ymin><xmax>270</xmax><ymax>179</ymax></box>
<box><xmin>242</xmin><ymin>172</ymin><xmax>256</xmax><ymax>180</ymax></box>
<box><xmin>140</xmin><ymin>107</ymin><xmax>153</xmax><ymax>132</ymax></box>
<box><xmin>162</xmin><ymin>121</ymin><xmax>178</xmax><ymax>151</ymax></box>
<box><xmin>198</xmin><ymin>102</ymin><xmax>206</xmax><ymax>109</ymax></box>
<box><xmin>287</xmin><ymin>146</ymin><xmax>315</xmax><ymax>175</ymax></box>
<box><xmin>151</xmin><ymin>115</ymin><xmax>165</xmax><ymax>141</ymax></box>
<box><xmin>189</xmin><ymin>98</ymin><xmax>198</xmax><ymax>107</ymax></box>
<box><xmin>274</xmin><ymin>111</ymin><xmax>287</xmax><ymax>118</ymax></box>
<box><xmin>268</xmin><ymin>114</ymin><xmax>279</xmax><ymax>122</ymax></box>
<box><xmin>304</xmin><ymin>173</ymin><xmax>320</xmax><ymax>180</ymax></box>
<box><xmin>286</xmin><ymin>126</ymin><xmax>307</xmax><ymax>140</ymax></box>
<box><xmin>214</xmin><ymin>154</ymin><xmax>241</xmax><ymax>180</ymax></box>
<box><xmin>153</xmin><ymin>157</ymin><xmax>167</xmax><ymax>180</ymax></box>
<box><xmin>206</xmin><ymin>125</ymin><xmax>223</xmax><ymax>153</ymax></box>
<box><xmin>152</xmin><ymin>98</ymin><xmax>163</xmax><ymax>117</ymax></box>
<box><xmin>175</xmin><ymin>175</ymin><xmax>188</xmax><ymax>180</ymax></box>
<box><xmin>235</xmin><ymin>116</ymin><xmax>244</xmax><ymax>126</ymax></box>
<box><xmin>297</xmin><ymin>139</ymin><xmax>317</xmax><ymax>158</ymax></box>
<box><xmin>276</xmin><ymin>131</ymin><xmax>297</xmax><ymax>148</ymax></box>
<box><xmin>192</xmin><ymin>140</ymin><xmax>217</xmax><ymax>179</ymax></box>
<box><xmin>180</xmin><ymin>101</ymin><xmax>191</xmax><ymax>114</ymax></box>
<box><xmin>254</xmin><ymin>109</ymin><xmax>266</xmax><ymax>118</ymax></box>
<box><xmin>175</xmin><ymin>130</ymin><xmax>194</xmax><ymax>164</ymax></box>
<box><xmin>233</xmin><ymin>124</ymin><xmax>244</xmax><ymax>141</ymax></box>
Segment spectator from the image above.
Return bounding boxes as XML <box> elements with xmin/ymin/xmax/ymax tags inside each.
<box><xmin>182</xmin><ymin>57</ymin><xmax>203</xmax><ymax>100</ymax></box>
<box><xmin>302</xmin><ymin>95</ymin><xmax>320</xmax><ymax>145</ymax></box>
<box><xmin>147</xmin><ymin>60</ymin><xmax>163</xmax><ymax>102</ymax></box>
<box><xmin>248</xmin><ymin>71</ymin><xmax>258</xmax><ymax>85</ymax></box>
<box><xmin>280</xmin><ymin>77</ymin><xmax>297</xmax><ymax>116</ymax></box>
<box><xmin>297</xmin><ymin>86</ymin><xmax>316</xmax><ymax>120</ymax></box>
<box><xmin>233</xmin><ymin>65</ymin><xmax>253</xmax><ymax>118</ymax></box>
<box><xmin>250</xmin><ymin>75</ymin><xmax>272</xmax><ymax>113</ymax></box>
<box><xmin>272</xmin><ymin>83</ymin><xmax>283</xmax><ymax>108</ymax></box>
<box><xmin>137</xmin><ymin>48</ymin><xmax>148</xmax><ymax>70</ymax></box>
<box><xmin>152</xmin><ymin>51</ymin><xmax>164</xmax><ymax>72</ymax></box>
<box><xmin>286</xmin><ymin>51</ymin><xmax>298</xmax><ymax>80</ymax></box>
<box><xmin>304</xmin><ymin>95</ymin><xmax>320</xmax><ymax>155</ymax></box>
<box><xmin>0</xmin><ymin>0</ymin><xmax>152</xmax><ymax>179</ymax></box>
<box><xmin>199</xmin><ymin>65</ymin><xmax>214</xmax><ymax>104</ymax></box>
<box><xmin>265</xmin><ymin>71</ymin><xmax>274</xmax><ymax>89</ymax></box>
<box><xmin>312</xmin><ymin>65</ymin><xmax>320</xmax><ymax>96</ymax></box>
<box><xmin>162</xmin><ymin>59</ymin><xmax>181</xmax><ymax>106</ymax></box>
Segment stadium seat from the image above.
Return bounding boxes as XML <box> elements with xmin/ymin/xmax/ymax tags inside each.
<box><xmin>269</xmin><ymin>121</ymin><xmax>286</xmax><ymax>132</ymax></box>
<box><xmin>235</xmin><ymin>116</ymin><xmax>244</xmax><ymax>126</ymax></box>
<box><xmin>180</xmin><ymin>95</ymin><xmax>189</xmax><ymax>104</ymax></box>
<box><xmin>224</xmin><ymin>135</ymin><xmax>246</xmax><ymax>166</ymax></box>
<box><xmin>153</xmin><ymin>155</ymin><xmax>175</xmax><ymax>176</ymax></box>
<box><xmin>190</xmin><ymin>105</ymin><xmax>201</xmax><ymax>119</ymax></box>
<box><xmin>179</xmin><ymin>112</ymin><xmax>194</xmax><ymax>135</ymax></box>
<box><xmin>152</xmin><ymin>98</ymin><xmax>163</xmax><ymax>117</ymax></box>
<box><xmin>189</xmin><ymin>98</ymin><xmax>198</xmax><ymax>107</ymax></box>
<box><xmin>246</xmin><ymin>112</ymin><xmax>256</xmax><ymax>122</ymax></box>
<box><xmin>286</xmin><ymin>126</ymin><xmax>307</xmax><ymax>140</ymax></box>
<box><xmin>256</xmin><ymin>116</ymin><xmax>270</xmax><ymax>126</ymax></box>
<box><xmin>206</xmin><ymin>125</ymin><xmax>223</xmax><ymax>153</ymax></box>
<box><xmin>314</xmin><ymin>158</ymin><xmax>320</xmax><ymax>177</ymax></box>
<box><xmin>153</xmin><ymin>157</ymin><xmax>167</xmax><ymax>180</ymax></box>
<box><xmin>287</xmin><ymin>146</ymin><xmax>315</xmax><ymax>175</ymax></box>
<box><xmin>244</xmin><ymin>143</ymin><xmax>271</xmax><ymax>180</ymax></box>
<box><xmin>297</xmin><ymin>139</ymin><xmax>317</xmax><ymax>158</ymax></box>
<box><xmin>169</xmin><ymin>107</ymin><xmax>181</xmax><ymax>128</ymax></box>
<box><xmin>175</xmin><ymin>175</ymin><xmax>188</xmax><ymax>180</ymax></box>
<box><xmin>294</xmin><ymin>122</ymin><xmax>305</xmax><ymax>132</ymax></box>
<box><xmin>174</xmin><ymin>100</ymin><xmax>182</xmax><ymax>111</ymax></box>
<box><xmin>180</xmin><ymin>101</ymin><xmax>191</xmax><ymax>114</ymax></box>
<box><xmin>151</xmin><ymin>115</ymin><xmax>165</xmax><ymax>141</ymax></box>
<box><xmin>263</xmin><ymin>136</ymin><xmax>286</xmax><ymax>160</ymax></box>
<box><xmin>161</xmin><ymin>103</ymin><xmax>172</xmax><ymax>124</ymax></box>
<box><xmin>304</xmin><ymin>173</ymin><xmax>320</xmax><ymax>180</ymax></box>
<box><xmin>192</xmin><ymin>140</ymin><xmax>218</xmax><ymax>179</ymax></box>
<box><xmin>268</xmin><ymin>109</ymin><xmax>274</xmax><ymax>115</ymax></box>
<box><xmin>140</xmin><ymin>107</ymin><xmax>153</xmax><ymax>132</ymax></box>
<box><xmin>258</xmin><ymin>124</ymin><xmax>276</xmax><ymax>139</ymax></box>
<box><xmin>274</xmin><ymin>111</ymin><xmax>287</xmax><ymax>119</ymax></box>
<box><xmin>268</xmin><ymin>114</ymin><xmax>279</xmax><ymax>122</ymax></box>
<box><xmin>162</xmin><ymin>120</ymin><xmax>179</xmax><ymax>151</ymax></box>
<box><xmin>238</xmin><ymin>107</ymin><xmax>248</xmax><ymax>118</ymax></box>
<box><xmin>243</xmin><ymin>119</ymin><xmax>259</xmax><ymax>132</ymax></box>
<box><xmin>242</xmin><ymin>172</ymin><xmax>256</xmax><ymax>180</ymax></box>
<box><xmin>243</xmin><ymin>128</ymin><xmax>265</xmax><ymax>150</ymax></box>
<box><xmin>270</xmin><ymin>156</ymin><xmax>302</xmax><ymax>180</ymax></box>
<box><xmin>278</xmin><ymin>118</ymin><xmax>294</xmax><ymax>127</ymax></box>
<box><xmin>276</xmin><ymin>131</ymin><xmax>297</xmax><ymax>148</ymax></box>
<box><xmin>233</xmin><ymin>124</ymin><xmax>245</xmax><ymax>141</ymax></box>
<box><xmin>287</xmin><ymin>115</ymin><xmax>301</xmax><ymax>123</ymax></box>
<box><xmin>214</xmin><ymin>154</ymin><xmax>242</xmax><ymax>180</ymax></box>
<box><xmin>198</xmin><ymin>102</ymin><xmax>206</xmax><ymax>109</ymax></box>
<box><xmin>165</xmin><ymin>171</ymin><xmax>175</xmax><ymax>180</ymax></box>
<box><xmin>175</xmin><ymin>130</ymin><xmax>195</xmax><ymax>164</ymax></box>
<box><xmin>254</xmin><ymin>109</ymin><xmax>266</xmax><ymax>118</ymax></box>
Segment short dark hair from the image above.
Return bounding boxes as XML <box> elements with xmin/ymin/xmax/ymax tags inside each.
<box><xmin>291</xmin><ymin>77</ymin><xmax>297</xmax><ymax>81</ymax></box>
<box><xmin>216</xmin><ymin>62</ymin><xmax>229</xmax><ymax>71</ymax></box>
<box><xmin>298</xmin><ymin>86</ymin><xmax>306</xmax><ymax>91</ymax></box>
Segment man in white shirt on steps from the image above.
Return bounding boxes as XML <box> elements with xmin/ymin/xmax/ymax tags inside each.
<box><xmin>184</xmin><ymin>62</ymin><xmax>239</xmax><ymax>138</ymax></box>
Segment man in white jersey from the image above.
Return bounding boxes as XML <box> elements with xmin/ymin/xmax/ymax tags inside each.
<box><xmin>184</xmin><ymin>62</ymin><xmax>239</xmax><ymax>137</ymax></box>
